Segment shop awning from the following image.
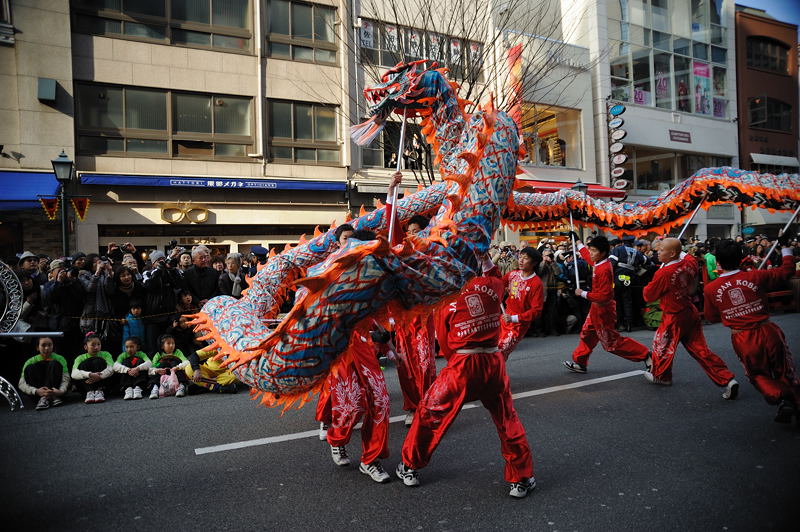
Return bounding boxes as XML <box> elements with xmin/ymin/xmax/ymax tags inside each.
<box><xmin>78</xmin><ymin>173</ymin><xmax>346</xmax><ymax>191</ymax></box>
<box><xmin>0</xmin><ymin>171</ymin><xmax>60</xmax><ymax>209</ymax></box>
<box><xmin>515</xmin><ymin>175</ymin><xmax>627</xmax><ymax>199</ymax></box>
<box><xmin>749</xmin><ymin>153</ymin><xmax>800</xmax><ymax>167</ymax></box>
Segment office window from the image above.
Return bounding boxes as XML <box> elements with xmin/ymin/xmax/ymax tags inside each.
<box><xmin>72</xmin><ymin>0</ymin><xmax>251</xmax><ymax>52</ymax></box>
<box><xmin>608</xmin><ymin>0</ymin><xmax>728</xmax><ymax>116</ymax></box>
<box><xmin>75</xmin><ymin>83</ymin><xmax>253</xmax><ymax>158</ymax></box>
<box><xmin>359</xmin><ymin>19</ymin><xmax>483</xmax><ymax>83</ymax></box>
<box><xmin>267</xmin><ymin>0</ymin><xmax>337</xmax><ymax>64</ymax></box>
<box><xmin>268</xmin><ymin>100</ymin><xmax>339</xmax><ymax>164</ymax></box>
<box><xmin>749</xmin><ymin>97</ymin><xmax>792</xmax><ymax>133</ymax></box>
<box><xmin>520</xmin><ymin>104</ymin><xmax>583</xmax><ymax>169</ymax></box>
<box><xmin>746</xmin><ymin>36</ymin><xmax>790</xmax><ymax>74</ymax></box>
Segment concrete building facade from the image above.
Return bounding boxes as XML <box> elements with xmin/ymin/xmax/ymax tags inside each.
<box><xmin>734</xmin><ymin>5</ymin><xmax>798</xmax><ymax>234</ymax></box>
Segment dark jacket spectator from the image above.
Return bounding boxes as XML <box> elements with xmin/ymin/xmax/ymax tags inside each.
<box><xmin>142</xmin><ymin>251</ymin><xmax>184</xmax><ymax>354</ymax></box>
<box><xmin>183</xmin><ymin>245</ymin><xmax>219</xmax><ymax>305</ymax></box>
<box><xmin>40</xmin><ymin>259</ymin><xmax>85</xmax><ymax>362</ymax></box>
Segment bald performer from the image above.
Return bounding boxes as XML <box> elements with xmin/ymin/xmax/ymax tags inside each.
<box><xmin>642</xmin><ymin>238</ymin><xmax>739</xmax><ymax>399</ymax></box>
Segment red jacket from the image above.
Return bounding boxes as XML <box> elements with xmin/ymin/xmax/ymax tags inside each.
<box><xmin>439</xmin><ymin>274</ymin><xmax>504</xmax><ymax>354</ymax></box>
<box><xmin>703</xmin><ymin>251</ymin><xmax>796</xmax><ymax>329</ymax></box>
<box><xmin>502</xmin><ymin>270</ymin><xmax>544</xmax><ymax>325</ymax></box>
<box><xmin>579</xmin><ymin>246</ymin><xmax>613</xmax><ymax>305</ymax></box>
<box><xmin>643</xmin><ymin>253</ymin><xmax>698</xmax><ymax>314</ymax></box>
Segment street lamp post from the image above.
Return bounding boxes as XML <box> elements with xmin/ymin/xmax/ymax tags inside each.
<box><xmin>51</xmin><ymin>150</ymin><xmax>74</xmax><ymax>258</ymax></box>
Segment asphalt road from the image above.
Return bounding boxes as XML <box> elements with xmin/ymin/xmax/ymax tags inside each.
<box><xmin>2</xmin><ymin>314</ymin><xmax>798</xmax><ymax>531</ymax></box>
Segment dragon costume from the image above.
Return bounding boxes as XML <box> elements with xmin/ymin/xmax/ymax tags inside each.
<box><xmin>191</xmin><ymin>61</ymin><xmax>800</xmax><ymax>410</ymax></box>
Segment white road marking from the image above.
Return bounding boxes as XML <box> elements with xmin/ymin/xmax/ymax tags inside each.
<box><xmin>194</xmin><ymin>369</ymin><xmax>644</xmax><ymax>456</ymax></box>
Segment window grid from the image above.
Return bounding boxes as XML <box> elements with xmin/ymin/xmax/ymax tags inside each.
<box><xmin>608</xmin><ymin>0</ymin><xmax>728</xmax><ymax>118</ymax></box>
<box><xmin>746</xmin><ymin>36</ymin><xmax>790</xmax><ymax>74</ymax></box>
<box><xmin>266</xmin><ymin>0</ymin><xmax>337</xmax><ymax>65</ymax></box>
<box><xmin>75</xmin><ymin>82</ymin><xmax>253</xmax><ymax>160</ymax></box>
<box><xmin>359</xmin><ymin>19</ymin><xmax>484</xmax><ymax>84</ymax></box>
<box><xmin>268</xmin><ymin>99</ymin><xmax>340</xmax><ymax>165</ymax></box>
<box><xmin>71</xmin><ymin>0</ymin><xmax>253</xmax><ymax>53</ymax></box>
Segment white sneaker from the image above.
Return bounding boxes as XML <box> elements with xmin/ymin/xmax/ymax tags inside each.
<box><xmin>330</xmin><ymin>445</ymin><xmax>350</xmax><ymax>466</ymax></box>
<box><xmin>124</xmin><ymin>387</ymin><xmax>134</xmax><ymax>400</ymax></box>
<box><xmin>563</xmin><ymin>360</ymin><xmax>587</xmax><ymax>373</ymax></box>
<box><xmin>85</xmin><ymin>391</ymin><xmax>95</xmax><ymax>404</ymax></box>
<box><xmin>36</xmin><ymin>396</ymin><xmax>51</xmax><ymax>410</ymax></box>
<box><xmin>176</xmin><ymin>384</ymin><xmax>186</xmax><ymax>398</ymax></box>
<box><xmin>94</xmin><ymin>390</ymin><xmax>106</xmax><ymax>403</ymax></box>
<box><xmin>509</xmin><ymin>477</ymin><xmax>536</xmax><ymax>498</ymax></box>
<box><xmin>149</xmin><ymin>385</ymin><xmax>159</xmax><ymax>400</ymax></box>
<box><xmin>722</xmin><ymin>379</ymin><xmax>739</xmax><ymax>400</ymax></box>
<box><xmin>643</xmin><ymin>371</ymin><xmax>672</xmax><ymax>386</ymax></box>
<box><xmin>359</xmin><ymin>461</ymin><xmax>391</xmax><ymax>483</ymax></box>
<box><xmin>404</xmin><ymin>411</ymin><xmax>414</xmax><ymax>427</ymax></box>
<box><xmin>319</xmin><ymin>422</ymin><xmax>329</xmax><ymax>441</ymax></box>
<box><xmin>645</xmin><ymin>353</ymin><xmax>652</xmax><ymax>372</ymax></box>
<box><xmin>395</xmin><ymin>462</ymin><xmax>420</xmax><ymax>487</ymax></box>
<box><xmin>132</xmin><ymin>386</ymin><xmax>143</xmax><ymax>400</ymax></box>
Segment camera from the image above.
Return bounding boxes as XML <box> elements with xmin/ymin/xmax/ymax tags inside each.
<box><xmin>168</xmin><ymin>240</ymin><xmax>178</xmax><ymax>249</ymax></box>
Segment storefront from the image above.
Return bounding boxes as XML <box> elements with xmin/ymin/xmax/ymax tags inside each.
<box><xmin>74</xmin><ymin>173</ymin><xmax>348</xmax><ymax>256</ymax></box>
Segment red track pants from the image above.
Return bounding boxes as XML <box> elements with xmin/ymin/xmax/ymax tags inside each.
<box><xmin>731</xmin><ymin>321</ymin><xmax>800</xmax><ymax>405</ymax></box>
<box><xmin>572</xmin><ymin>302</ymin><xmax>649</xmax><ymax>366</ymax></box>
<box><xmin>401</xmin><ymin>351</ymin><xmax>533</xmax><ymax>483</ymax></box>
<box><xmin>499</xmin><ymin>320</ymin><xmax>532</xmax><ymax>359</ymax></box>
<box><xmin>316</xmin><ymin>335</ymin><xmax>390</xmax><ymax>464</ymax></box>
<box><xmin>651</xmin><ymin>309</ymin><xmax>734</xmax><ymax>385</ymax></box>
<box><xmin>395</xmin><ymin>316</ymin><xmax>437</xmax><ymax>412</ymax></box>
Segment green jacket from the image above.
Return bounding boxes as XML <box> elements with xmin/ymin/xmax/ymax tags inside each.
<box><xmin>704</xmin><ymin>253</ymin><xmax>718</xmax><ymax>281</ymax></box>
<box><xmin>114</xmin><ymin>351</ymin><xmax>152</xmax><ymax>374</ymax></box>
<box><xmin>71</xmin><ymin>351</ymin><xmax>115</xmax><ymax>381</ymax></box>
<box><xmin>151</xmin><ymin>349</ymin><xmax>188</xmax><ymax>368</ymax></box>
<box><xmin>21</xmin><ymin>353</ymin><xmax>68</xmax><ymax>376</ymax></box>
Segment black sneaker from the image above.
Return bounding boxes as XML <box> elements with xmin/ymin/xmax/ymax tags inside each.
<box><xmin>774</xmin><ymin>400</ymin><xmax>796</xmax><ymax>424</ymax></box>
<box><xmin>396</xmin><ymin>462</ymin><xmax>420</xmax><ymax>487</ymax></box>
<box><xmin>509</xmin><ymin>477</ymin><xmax>536</xmax><ymax>498</ymax></box>
<box><xmin>563</xmin><ymin>360</ymin><xmax>587</xmax><ymax>373</ymax></box>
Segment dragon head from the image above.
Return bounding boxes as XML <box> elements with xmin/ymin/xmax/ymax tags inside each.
<box><xmin>351</xmin><ymin>60</ymin><xmax>456</xmax><ymax>146</ymax></box>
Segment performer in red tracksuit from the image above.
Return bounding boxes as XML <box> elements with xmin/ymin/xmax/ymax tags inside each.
<box><xmin>394</xmin><ymin>215</ymin><xmax>437</xmax><ymax>427</ymax></box>
<box><xmin>323</xmin><ymin>325</ymin><xmax>392</xmax><ymax>482</ymax></box>
<box><xmin>394</xmin><ymin>314</ymin><xmax>437</xmax><ymax>426</ymax></box>
<box><xmin>642</xmin><ymin>238</ymin><xmax>739</xmax><ymax>398</ymax></box>
<box><xmin>703</xmin><ymin>237</ymin><xmax>800</xmax><ymax>423</ymax></box>
<box><xmin>564</xmin><ymin>235</ymin><xmax>650</xmax><ymax>373</ymax></box>
<box><xmin>499</xmin><ymin>247</ymin><xmax>544</xmax><ymax>359</ymax></box>
<box><xmin>396</xmin><ymin>254</ymin><xmax>536</xmax><ymax>499</ymax></box>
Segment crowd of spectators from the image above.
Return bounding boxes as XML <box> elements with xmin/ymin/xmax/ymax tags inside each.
<box><xmin>2</xmin><ymin>242</ymin><xmax>260</xmax><ymax>383</ymax></box>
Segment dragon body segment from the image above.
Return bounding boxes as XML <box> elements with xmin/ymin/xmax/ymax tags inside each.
<box><xmin>192</xmin><ymin>62</ymin><xmax>799</xmax><ymax>409</ymax></box>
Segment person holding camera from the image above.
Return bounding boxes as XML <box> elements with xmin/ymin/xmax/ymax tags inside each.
<box><xmin>40</xmin><ymin>258</ymin><xmax>85</xmax><ymax>363</ymax></box>
<box><xmin>142</xmin><ymin>250</ymin><xmax>185</xmax><ymax>355</ymax></box>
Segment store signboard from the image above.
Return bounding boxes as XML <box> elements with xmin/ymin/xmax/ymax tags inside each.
<box><xmin>669</xmin><ymin>129</ymin><xmax>692</xmax><ymax>143</ymax></box>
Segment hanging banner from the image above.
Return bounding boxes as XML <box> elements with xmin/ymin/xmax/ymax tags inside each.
<box><xmin>692</xmin><ymin>61</ymin><xmax>711</xmax><ymax>115</ymax></box>
<box><xmin>712</xmin><ymin>66</ymin><xmax>727</xmax><ymax>118</ymax></box>
<box><xmin>408</xmin><ymin>29</ymin><xmax>422</xmax><ymax>57</ymax></box>
<box><xmin>71</xmin><ymin>197</ymin><xmax>90</xmax><ymax>221</ymax></box>
<box><xmin>360</xmin><ymin>20</ymin><xmax>375</xmax><ymax>49</ymax></box>
<box><xmin>450</xmin><ymin>38</ymin><xmax>462</xmax><ymax>65</ymax></box>
<box><xmin>384</xmin><ymin>25</ymin><xmax>399</xmax><ymax>51</ymax></box>
<box><xmin>469</xmin><ymin>42</ymin><xmax>482</xmax><ymax>65</ymax></box>
<box><xmin>506</xmin><ymin>44</ymin><xmax>524</xmax><ymax>138</ymax></box>
<box><xmin>428</xmin><ymin>33</ymin><xmax>442</xmax><ymax>62</ymax></box>
<box><xmin>40</xmin><ymin>197</ymin><xmax>59</xmax><ymax>221</ymax></box>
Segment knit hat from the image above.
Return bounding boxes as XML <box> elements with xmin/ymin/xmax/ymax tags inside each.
<box><xmin>72</xmin><ymin>252</ymin><xmax>86</xmax><ymax>261</ymax></box>
<box><xmin>149</xmin><ymin>250</ymin><xmax>166</xmax><ymax>262</ymax></box>
<box><xmin>49</xmin><ymin>259</ymin><xmax>66</xmax><ymax>272</ymax></box>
